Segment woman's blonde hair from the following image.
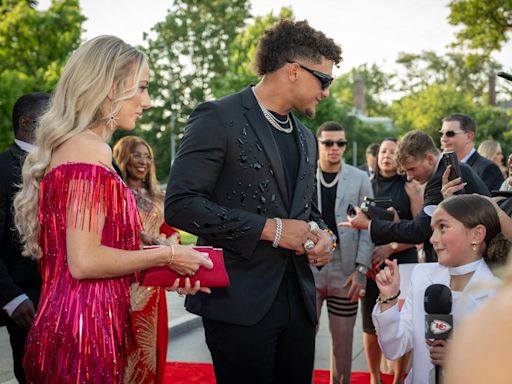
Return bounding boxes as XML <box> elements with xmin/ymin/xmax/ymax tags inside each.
<box><xmin>478</xmin><ymin>140</ymin><xmax>501</xmax><ymax>161</ymax></box>
<box><xmin>112</xmin><ymin>135</ymin><xmax>163</xmax><ymax>203</ymax></box>
<box><xmin>14</xmin><ymin>35</ymin><xmax>148</xmax><ymax>259</ymax></box>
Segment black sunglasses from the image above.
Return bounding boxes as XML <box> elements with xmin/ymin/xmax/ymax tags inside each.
<box><xmin>286</xmin><ymin>60</ymin><xmax>333</xmax><ymax>90</ymax></box>
<box><xmin>439</xmin><ymin>130</ymin><xmax>464</xmax><ymax>138</ymax></box>
<box><xmin>321</xmin><ymin>140</ymin><xmax>347</xmax><ymax>148</ymax></box>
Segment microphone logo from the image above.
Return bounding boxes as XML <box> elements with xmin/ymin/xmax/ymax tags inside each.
<box><xmin>430</xmin><ymin>319</ymin><xmax>452</xmax><ymax>335</ymax></box>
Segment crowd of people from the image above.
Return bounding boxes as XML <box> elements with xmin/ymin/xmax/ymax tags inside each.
<box><xmin>1</xmin><ymin>18</ymin><xmax>511</xmax><ymax>384</ymax></box>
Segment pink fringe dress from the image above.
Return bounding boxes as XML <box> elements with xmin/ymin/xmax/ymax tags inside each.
<box><xmin>23</xmin><ymin>163</ymin><xmax>141</xmax><ymax>383</ymax></box>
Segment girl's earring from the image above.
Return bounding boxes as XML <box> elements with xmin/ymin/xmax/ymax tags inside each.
<box><xmin>471</xmin><ymin>241</ymin><xmax>477</xmax><ymax>251</ymax></box>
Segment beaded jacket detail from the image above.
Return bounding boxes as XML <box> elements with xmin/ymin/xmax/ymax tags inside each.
<box><xmin>23</xmin><ymin>163</ymin><xmax>141</xmax><ymax>383</ymax></box>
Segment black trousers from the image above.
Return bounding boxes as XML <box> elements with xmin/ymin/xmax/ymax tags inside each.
<box><xmin>203</xmin><ymin>275</ymin><xmax>316</xmax><ymax>384</ymax></box>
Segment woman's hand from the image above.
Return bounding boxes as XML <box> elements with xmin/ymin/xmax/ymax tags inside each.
<box><xmin>166</xmin><ymin>277</ymin><xmax>211</xmax><ymax>295</ymax></box>
<box><xmin>441</xmin><ymin>166</ymin><xmax>466</xmax><ymax>199</ymax></box>
<box><xmin>375</xmin><ymin>259</ymin><xmax>400</xmax><ymax>298</ymax></box>
<box><xmin>168</xmin><ymin>245</ymin><xmax>214</xmax><ymax>276</ymax></box>
<box><xmin>426</xmin><ymin>339</ymin><xmax>449</xmax><ymax>366</ymax></box>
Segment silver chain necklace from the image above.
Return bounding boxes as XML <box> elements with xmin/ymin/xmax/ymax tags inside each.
<box><xmin>251</xmin><ymin>87</ymin><xmax>293</xmax><ymax>134</ymax></box>
<box><xmin>318</xmin><ymin>169</ymin><xmax>340</xmax><ymax>188</ymax></box>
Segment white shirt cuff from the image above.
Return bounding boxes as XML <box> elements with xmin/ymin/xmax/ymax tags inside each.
<box><xmin>3</xmin><ymin>294</ymin><xmax>29</xmax><ymax>317</ymax></box>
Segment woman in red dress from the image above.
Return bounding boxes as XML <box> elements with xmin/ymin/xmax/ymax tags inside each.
<box><xmin>114</xmin><ymin>135</ymin><xmax>179</xmax><ymax>383</ymax></box>
<box><xmin>13</xmin><ymin>35</ymin><xmax>212</xmax><ymax>383</ymax></box>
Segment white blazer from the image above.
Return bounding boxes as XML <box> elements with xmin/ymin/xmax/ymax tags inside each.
<box><xmin>372</xmin><ymin>260</ymin><xmax>500</xmax><ymax>384</ymax></box>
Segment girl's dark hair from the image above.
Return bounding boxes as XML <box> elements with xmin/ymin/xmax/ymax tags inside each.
<box><xmin>254</xmin><ymin>19</ymin><xmax>342</xmax><ymax>75</ymax></box>
<box><xmin>439</xmin><ymin>195</ymin><xmax>510</xmax><ymax>266</ymax></box>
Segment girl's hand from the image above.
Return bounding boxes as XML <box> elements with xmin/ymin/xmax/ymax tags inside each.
<box><xmin>375</xmin><ymin>259</ymin><xmax>400</xmax><ymax>298</ymax></box>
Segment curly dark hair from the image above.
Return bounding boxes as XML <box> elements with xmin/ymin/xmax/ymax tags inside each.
<box><xmin>253</xmin><ymin>19</ymin><xmax>342</xmax><ymax>75</ymax></box>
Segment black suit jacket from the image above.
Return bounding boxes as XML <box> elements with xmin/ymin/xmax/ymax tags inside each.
<box><xmin>165</xmin><ymin>87</ymin><xmax>325</xmax><ymax>326</ymax></box>
<box><xmin>0</xmin><ymin>144</ymin><xmax>41</xmax><ymax>325</ymax></box>
<box><xmin>466</xmin><ymin>150</ymin><xmax>504</xmax><ymax>192</ymax></box>
<box><xmin>370</xmin><ymin>160</ymin><xmax>490</xmax><ymax>261</ymax></box>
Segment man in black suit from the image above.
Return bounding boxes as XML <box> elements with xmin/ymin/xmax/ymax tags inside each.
<box><xmin>1</xmin><ymin>92</ymin><xmax>49</xmax><ymax>383</ymax></box>
<box><xmin>440</xmin><ymin>113</ymin><xmax>504</xmax><ymax>191</ymax></box>
<box><xmin>165</xmin><ymin>20</ymin><xmax>341</xmax><ymax>384</ymax></box>
<box><xmin>343</xmin><ymin>130</ymin><xmax>489</xmax><ymax>262</ymax></box>
<box><xmin>358</xmin><ymin>142</ymin><xmax>379</xmax><ymax>179</ymax></box>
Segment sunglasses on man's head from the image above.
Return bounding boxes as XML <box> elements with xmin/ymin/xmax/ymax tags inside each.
<box><xmin>439</xmin><ymin>130</ymin><xmax>464</xmax><ymax>138</ymax></box>
<box><xmin>286</xmin><ymin>60</ymin><xmax>333</xmax><ymax>90</ymax></box>
<box><xmin>320</xmin><ymin>140</ymin><xmax>347</xmax><ymax>148</ymax></box>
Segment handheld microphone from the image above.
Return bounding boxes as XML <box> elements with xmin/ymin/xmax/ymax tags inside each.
<box><xmin>424</xmin><ymin>284</ymin><xmax>453</xmax><ymax>384</ymax></box>
<box><xmin>497</xmin><ymin>72</ymin><xmax>512</xmax><ymax>82</ymax></box>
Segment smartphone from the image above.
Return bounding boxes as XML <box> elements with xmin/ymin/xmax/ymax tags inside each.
<box><xmin>346</xmin><ymin>203</ymin><xmax>357</xmax><ymax>217</ymax></box>
<box><xmin>491</xmin><ymin>190</ymin><xmax>512</xmax><ymax>198</ymax></box>
<box><xmin>442</xmin><ymin>151</ymin><xmax>462</xmax><ymax>181</ymax></box>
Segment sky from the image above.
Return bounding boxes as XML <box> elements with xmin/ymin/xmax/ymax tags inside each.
<box><xmin>37</xmin><ymin>0</ymin><xmax>511</xmax><ymax>77</ymax></box>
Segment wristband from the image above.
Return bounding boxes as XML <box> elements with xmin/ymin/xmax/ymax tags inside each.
<box><xmin>376</xmin><ymin>289</ymin><xmax>401</xmax><ymax>304</ymax></box>
<box><xmin>272</xmin><ymin>218</ymin><xmax>282</xmax><ymax>248</ymax></box>
<box><xmin>326</xmin><ymin>228</ymin><xmax>337</xmax><ymax>251</ymax></box>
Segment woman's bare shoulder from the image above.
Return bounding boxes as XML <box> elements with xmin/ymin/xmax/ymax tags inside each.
<box><xmin>50</xmin><ymin>130</ymin><xmax>113</xmax><ymax>169</ymax></box>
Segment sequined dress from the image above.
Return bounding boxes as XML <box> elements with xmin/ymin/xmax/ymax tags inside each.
<box><xmin>23</xmin><ymin>163</ymin><xmax>141</xmax><ymax>383</ymax></box>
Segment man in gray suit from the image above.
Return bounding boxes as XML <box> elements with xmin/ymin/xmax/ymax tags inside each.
<box><xmin>313</xmin><ymin>121</ymin><xmax>373</xmax><ymax>384</ymax></box>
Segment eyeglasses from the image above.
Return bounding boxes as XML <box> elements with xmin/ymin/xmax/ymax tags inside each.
<box><xmin>286</xmin><ymin>60</ymin><xmax>334</xmax><ymax>90</ymax></box>
<box><xmin>320</xmin><ymin>140</ymin><xmax>347</xmax><ymax>148</ymax></box>
<box><xmin>439</xmin><ymin>130</ymin><xmax>465</xmax><ymax>138</ymax></box>
<box><xmin>130</xmin><ymin>152</ymin><xmax>153</xmax><ymax>161</ymax></box>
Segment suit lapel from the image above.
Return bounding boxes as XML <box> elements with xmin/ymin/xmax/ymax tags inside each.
<box><xmin>335</xmin><ymin>163</ymin><xmax>348</xmax><ymax>213</ymax></box>
<box><xmin>242</xmin><ymin>87</ymin><xmax>289</xmax><ymax>211</ymax></box>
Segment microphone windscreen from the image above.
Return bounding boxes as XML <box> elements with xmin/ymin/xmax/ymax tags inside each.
<box><xmin>424</xmin><ymin>284</ymin><xmax>452</xmax><ymax>314</ymax></box>
<box><xmin>498</xmin><ymin>72</ymin><xmax>512</xmax><ymax>82</ymax></box>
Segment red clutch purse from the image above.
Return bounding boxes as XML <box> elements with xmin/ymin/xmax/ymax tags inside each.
<box><xmin>138</xmin><ymin>246</ymin><xmax>230</xmax><ymax>288</ymax></box>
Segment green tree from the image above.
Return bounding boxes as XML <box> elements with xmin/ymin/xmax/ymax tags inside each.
<box><xmin>135</xmin><ymin>0</ymin><xmax>251</xmax><ymax>180</ymax></box>
<box><xmin>448</xmin><ymin>0</ymin><xmax>512</xmax><ymax>61</ymax></box>
<box><xmin>0</xmin><ymin>0</ymin><xmax>84</xmax><ymax>150</ymax></box>
<box><xmin>390</xmin><ymin>83</ymin><xmax>512</xmax><ymax>154</ymax></box>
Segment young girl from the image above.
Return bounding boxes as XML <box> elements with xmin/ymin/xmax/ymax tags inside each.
<box><xmin>14</xmin><ymin>36</ymin><xmax>212</xmax><ymax>383</ymax></box>
<box><xmin>372</xmin><ymin>194</ymin><xmax>509</xmax><ymax>384</ymax></box>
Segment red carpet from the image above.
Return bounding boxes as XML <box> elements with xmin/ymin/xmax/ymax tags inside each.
<box><xmin>165</xmin><ymin>362</ymin><xmax>394</xmax><ymax>384</ymax></box>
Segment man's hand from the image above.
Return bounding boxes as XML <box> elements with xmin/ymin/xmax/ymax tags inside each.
<box><xmin>338</xmin><ymin>206</ymin><xmax>370</xmax><ymax>230</ymax></box>
<box><xmin>441</xmin><ymin>166</ymin><xmax>466</xmax><ymax>199</ymax></box>
<box><xmin>262</xmin><ymin>219</ymin><xmax>318</xmax><ymax>255</ymax></box>
<box><xmin>305</xmin><ymin>229</ymin><xmax>333</xmax><ymax>266</ymax></box>
<box><xmin>11</xmin><ymin>299</ymin><xmax>36</xmax><ymax>331</ymax></box>
<box><xmin>343</xmin><ymin>270</ymin><xmax>367</xmax><ymax>302</ymax></box>
<box><xmin>372</xmin><ymin>245</ymin><xmax>393</xmax><ymax>269</ymax></box>
<box><xmin>426</xmin><ymin>339</ymin><xmax>449</xmax><ymax>366</ymax></box>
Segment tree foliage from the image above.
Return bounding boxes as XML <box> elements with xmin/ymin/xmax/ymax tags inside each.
<box><xmin>0</xmin><ymin>0</ymin><xmax>84</xmax><ymax>150</ymax></box>
<box><xmin>448</xmin><ymin>0</ymin><xmax>512</xmax><ymax>61</ymax></box>
<box><xmin>134</xmin><ymin>0</ymin><xmax>251</xmax><ymax>180</ymax></box>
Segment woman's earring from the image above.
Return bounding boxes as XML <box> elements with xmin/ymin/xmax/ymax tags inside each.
<box><xmin>106</xmin><ymin>108</ymin><xmax>119</xmax><ymax>129</ymax></box>
<box><xmin>471</xmin><ymin>241</ymin><xmax>477</xmax><ymax>251</ymax></box>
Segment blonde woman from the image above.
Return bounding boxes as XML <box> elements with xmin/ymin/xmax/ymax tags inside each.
<box><xmin>113</xmin><ymin>135</ymin><xmax>179</xmax><ymax>383</ymax></box>
<box><xmin>478</xmin><ymin>139</ymin><xmax>507</xmax><ymax>178</ymax></box>
<box><xmin>14</xmin><ymin>36</ymin><xmax>212</xmax><ymax>383</ymax></box>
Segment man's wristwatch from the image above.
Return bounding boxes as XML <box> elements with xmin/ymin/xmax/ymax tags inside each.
<box><xmin>356</xmin><ymin>264</ymin><xmax>368</xmax><ymax>274</ymax></box>
<box><xmin>389</xmin><ymin>242</ymin><xmax>399</xmax><ymax>251</ymax></box>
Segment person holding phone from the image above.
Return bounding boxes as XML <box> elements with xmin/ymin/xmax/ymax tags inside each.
<box><xmin>342</xmin><ymin>130</ymin><xmax>489</xmax><ymax>262</ymax></box>
<box><xmin>440</xmin><ymin>113</ymin><xmax>504</xmax><ymax>191</ymax></box>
